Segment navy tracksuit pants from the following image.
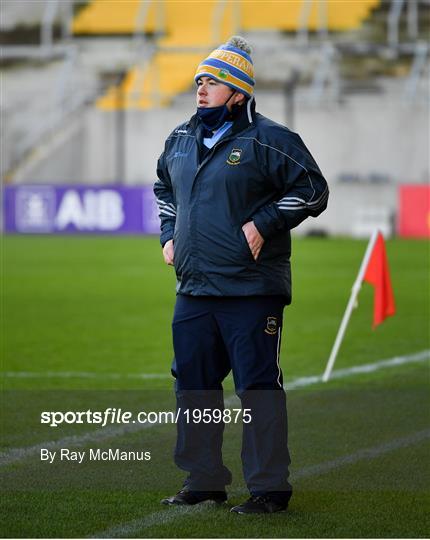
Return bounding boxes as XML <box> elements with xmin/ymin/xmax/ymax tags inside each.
<box><xmin>171</xmin><ymin>294</ymin><xmax>292</xmax><ymax>502</ymax></box>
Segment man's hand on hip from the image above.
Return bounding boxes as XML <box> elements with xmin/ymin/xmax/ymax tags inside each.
<box><xmin>163</xmin><ymin>239</ymin><xmax>174</xmax><ymax>265</ymax></box>
<box><xmin>242</xmin><ymin>221</ymin><xmax>264</xmax><ymax>261</ymax></box>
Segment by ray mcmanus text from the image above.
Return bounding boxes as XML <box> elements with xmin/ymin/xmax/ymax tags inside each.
<box><xmin>40</xmin><ymin>448</ymin><xmax>152</xmax><ymax>464</ymax></box>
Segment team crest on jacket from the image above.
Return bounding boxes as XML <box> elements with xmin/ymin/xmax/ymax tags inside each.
<box><xmin>264</xmin><ymin>317</ymin><xmax>278</xmax><ymax>335</ymax></box>
<box><xmin>227</xmin><ymin>148</ymin><xmax>242</xmax><ymax>165</ymax></box>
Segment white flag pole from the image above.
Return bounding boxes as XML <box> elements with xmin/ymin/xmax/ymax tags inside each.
<box><xmin>322</xmin><ymin>229</ymin><xmax>380</xmax><ymax>382</ymax></box>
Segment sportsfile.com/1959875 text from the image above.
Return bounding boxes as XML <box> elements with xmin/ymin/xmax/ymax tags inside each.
<box><xmin>40</xmin><ymin>408</ymin><xmax>252</xmax><ymax>427</ymax></box>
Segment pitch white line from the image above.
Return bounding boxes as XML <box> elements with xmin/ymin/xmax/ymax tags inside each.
<box><xmin>0</xmin><ymin>422</ymin><xmax>153</xmax><ymax>467</ymax></box>
<box><xmin>293</xmin><ymin>427</ymin><xmax>430</xmax><ymax>479</ymax></box>
<box><xmin>1</xmin><ymin>349</ymin><xmax>428</xmax><ymax>467</ymax></box>
<box><xmin>286</xmin><ymin>349</ymin><xmax>430</xmax><ymax>390</ymax></box>
<box><xmin>2</xmin><ymin>349</ymin><xmax>428</xmax><ymax>382</ymax></box>
<box><xmin>1</xmin><ymin>371</ymin><xmax>172</xmax><ymax>379</ymax></box>
<box><xmin>90</xmin><ymin>428</ymin><xmax>430</xmax><ymax>538</ymax></box>
<box><xmin>91</xmin><ymin>503</ymin><xmax>209</xmax><ymax>539</ymax></box>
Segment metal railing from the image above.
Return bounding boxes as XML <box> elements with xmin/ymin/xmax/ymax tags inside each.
<box><xmin>212</xmin><ymin>0</ymin><xmax>228</xmax><ymax>44</ymax></box>
<box><xmin>307</xmin><ymin>42</ymin><xmax>340</xmax><ymax>103</ymax></box>
<box><xmin>297</xmin><ymin>0</ymin><xmax>329</xmax><ymax>45</ymax></box>
<box><xmin>404</xmin><ymin>41</ymin><xmax>429</xmax><ymax>102</ymax></box>
<box><xmin>388</xmin><ymin>0</ymin><xmax>422</xmax><ymax>49</ymax></box>
<box><xmin>132</xmin><ymin>0</ymin><xmax>163</xmax><ymax>107</ymax></box>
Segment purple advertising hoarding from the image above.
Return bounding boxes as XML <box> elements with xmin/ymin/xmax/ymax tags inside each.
<box><xmin>3</xmin><ymin>185</ymin><xmax>161</xmax><ymax>234</ymax></box>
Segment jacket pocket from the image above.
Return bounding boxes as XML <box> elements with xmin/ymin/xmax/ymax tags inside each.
<box><xmin>172</xmin><ymin>229</ymin><xmax>185</xmax><ymax>274</ymax></box>
<box><xmin>238</xmin><ymin>227</ymin><xmax>255</xmax><ymax>263</ymax></box>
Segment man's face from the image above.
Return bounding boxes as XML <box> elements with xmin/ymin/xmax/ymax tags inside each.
<box><xmin>196</xmin><ymin>76</ymin><xmax>243</xmax><ymax>109</ymax></box>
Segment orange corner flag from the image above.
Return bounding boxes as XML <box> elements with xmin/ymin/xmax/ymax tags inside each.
<box><xmin>363</xmin><ymin>232</ymin><xmax>396</xmax><ymax>328</ymax></box>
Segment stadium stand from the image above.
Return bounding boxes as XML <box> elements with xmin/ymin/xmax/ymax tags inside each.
<box><xmin>235</xmin><ymin>0</ymin><xmax>381</xmax><ymax>32</ymax></box>
<box><xmin>73</xmin><ymin>0</ymin><xmax>381</xmax><ymax>34</ymax></box>
<box><xmin>72</xmin><ymin>0</ymin><xmax>158</xmax><ymax>35</ymax></box>
<box><xmin>1</xmin><ymin>0</ymin><xmax>51</xmax><ymax>29</ymax></box>
<box><xmin>73</xmin><ymin>0</ymin><xmax>382</xmax><ymax>110</ymax></box>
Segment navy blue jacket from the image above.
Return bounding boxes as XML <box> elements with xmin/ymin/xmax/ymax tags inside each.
<box><xmin>154</xmin><ymin>98</ymin><xmax>328</xmax><ymax>303</ymax></box>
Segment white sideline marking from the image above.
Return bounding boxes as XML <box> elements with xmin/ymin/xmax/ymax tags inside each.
<box><xmin>90</xmin><ymin>428</ymin><xmax>430</xmax><ymax>539</ymax></box>
<box><xmin>293</xmin><ymin>428</ymin><xmax>430</xmax><ymax>479</ymax></box>
<box><xmin>0</xmin><ymin>422</ymin><xmax>154</xmax><ymax>466</ymax></box>
<box><xmin>286</xmin><ymin>349</ymin><xmax>430</xmax><ymax>390</ymax></box>
<box><xmin>1</xmin><ymin>371</ymin><xmax>172</xmax><ymax>379</ymax></box>
<box><xmin>91</xmin><ymin>504</ymin><xmax>209</xmax><ymax>539</ymax></box>
<box><xmin>2</xmin><ymin>349</ymin><xmax>429</xmax><ymax>381</ymax></box>
<box><xmin>1</xmin><ymin>349</ymin><xmax>428</xmax><ymax>467</ymax></box>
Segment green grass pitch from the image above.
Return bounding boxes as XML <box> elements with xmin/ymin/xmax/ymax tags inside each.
<box><xmin>1</xmin><ymin>235</ymin><xmax>429</xmax><ymax>538</ymax></box>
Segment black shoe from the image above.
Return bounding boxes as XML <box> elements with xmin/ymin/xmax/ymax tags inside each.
<box><xmin>161</xmin><ymin>489</ymin><xmax>227</xmax><ymax>506</ymax></box>
<box><xmin>230</xmin><ymin>495</ymin><xmax>288</xmax><ymax>514</ymax></box>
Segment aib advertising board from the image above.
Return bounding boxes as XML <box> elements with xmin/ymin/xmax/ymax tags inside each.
<box><xmin>3</xmin><ymin>185</ymin><xmax>160</xmax><ymax>234</ymax></box>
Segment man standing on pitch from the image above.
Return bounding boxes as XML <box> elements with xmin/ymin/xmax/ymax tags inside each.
<box><xmin>154</xmin><ymin>36</ymin><xmax>328</xmax><ymax>514</ymax></box>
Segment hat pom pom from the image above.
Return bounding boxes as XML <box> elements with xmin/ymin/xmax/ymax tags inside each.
<box><xmin>226</xmin><ymin>36</ymin><xmax>252</xmax><ymax>55</ymax></box>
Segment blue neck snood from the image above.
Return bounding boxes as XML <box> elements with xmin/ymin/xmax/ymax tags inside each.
<box><xmin>197</xmin><ymin>90</ymin><xmax>235</xmax><ymax>134</ymax></box>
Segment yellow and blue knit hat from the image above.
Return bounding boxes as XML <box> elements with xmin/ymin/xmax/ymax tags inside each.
<box><xmin>194</xmin><ymin>36</ymin><xmax>255</xmax><ymax>98</ymax></box>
